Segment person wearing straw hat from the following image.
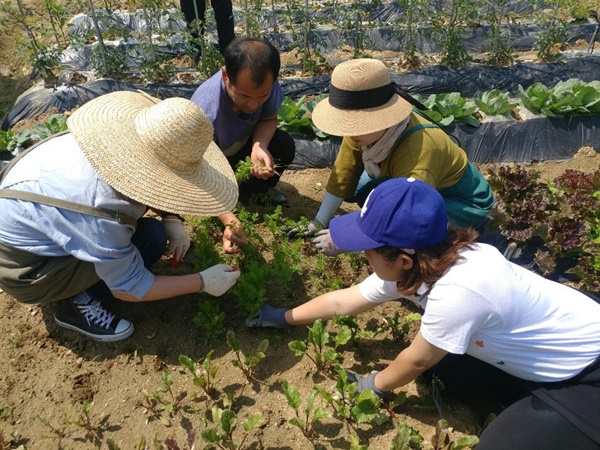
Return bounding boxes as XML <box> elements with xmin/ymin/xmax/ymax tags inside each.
<box><xmin>293</xmin><ymin>58</ymin><xmax>493</xmax><ymax>256</ymax></box>
<box><xmin>0</xmin><ymin>91</ymin><xmax>242</xmax><ymax>342</ymax></box>
<box><xmin>249</xmin><ymin>177</ymin><xmax>600</xmax><ymax>450</ymax></box>
<box><xmin>191</xmin><ymin>36</ymin><xmax>295</xmax><ymax>206</ymax></box>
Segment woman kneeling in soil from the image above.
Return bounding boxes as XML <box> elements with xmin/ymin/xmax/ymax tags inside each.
<box><xmin>250</xmin><ymin>177</ymin><xmax>600</xmax><ymax>449</ymax></box>
<box><xmin>294</xmin><ymin>58</ymin><xmax>493</xmax><ymax>257</ymax></box>
<box><xmin>0</xmin><ymin>91</ymin><xmax>241</xmax><ymax>342</ymax></box>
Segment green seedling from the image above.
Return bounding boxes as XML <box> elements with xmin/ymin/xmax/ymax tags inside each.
<box><xmin>193</xmin><ymin>297</ymin><xmax>227</xmax><ymax>341</ymax></box>
<box><xmin>289</xmin><ymin>319</ymin><xmax>351</xmax><ymax>372</ymax></box>
<box><xmin>391</xmin><ymin>421</ymin><xmax>424</xmax><ymax>449</ymax></box>
<box><xmin>140</xmin><ymin>371</ymin><xmax>187</xmax><ymax>426</ymax></box>
<box><xmin>37</xmin><ymin>410</ymin><xmax>73</xmax><ymax>444</ymax></box>
<box><xmin>332</xmin><ymin>315</ymin><xmax>386</xmax><ymax>344</ymax></box>
<box><xmin>66</xmin><ymin>400</ymin><xmax>110</xmax><ymax>445</ymax></box>
<box><xmin>180</xmin><ymin>352</ymin><xmax>220</xmax><ymax>399</ymax></box>
<box><xmin>201</xmin><ymin>404</ymin><xmax>264</xmax><ymax>450</ymax></box>
<box><xmin>281</xmin><ymin>381</ymin><xmax>332</xmax><ymax>438</ymax></box>
<box><xmin>383</xmin><ymin>311</ymin><xmax>422</xmax><ymax>341</ymax></box>
<box><xmin>431</xmin><ymin>419</ymin><xmax>479</xmax><ymax>450</ymax></box>
<box><xmin>313</xmin><ymin>365</ymin><xmax>388</xmax><ymax>432</ymax></box>
<box><xmin>226</xmin><ymin>330</ymin><xmax>269</xmax><ymax>382</ymax></box>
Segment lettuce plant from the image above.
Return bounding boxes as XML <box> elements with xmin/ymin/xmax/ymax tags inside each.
<box><xmin>518</xmin><ymin>79</ymin><xmax>600</xmax><ymax>118</ymax></box>
<box><xmin>474</xmin><ymin>89</ymin><xmax>516</xmax><ymax>116</ymax></box>
<box><xmin>423</xmin><ymin>92</ymin><xmax>480</xmax><ymax>127</ymax></box>
<box><xmin>487</xmin><ymin>165</ymin><xmax>600</xmax><ymax>290</ymax></box>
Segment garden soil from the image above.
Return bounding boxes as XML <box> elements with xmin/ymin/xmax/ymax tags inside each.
<box><xmin>2</xmin><ymin>2</ymin><xmax>600</xmax><ymax>449</ymax></box>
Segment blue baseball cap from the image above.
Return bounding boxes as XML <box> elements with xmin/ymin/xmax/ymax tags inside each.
<box><xmin>330</xmin><ymin>178</ymin><xmax>448</xmax><ymax>252</ymax></box>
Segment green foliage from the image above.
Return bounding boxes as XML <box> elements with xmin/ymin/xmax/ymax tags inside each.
<box><xmin>32</xmin><ymin>113</ymin><xmax>67</xmax><ymax>139</ymax></box>
<box><xmin>277</xmin><ymin>95</ymin><xmax>330</xmax><ymax>139</ymax></box>
<box><xmin>226</xmin><ymin>330</ymin><xmax>269</xmax><ymax>382</ymax></box>
<box><xmin>313</xmin><ymin>365</ymin><xmax>388</xmax><ymax>428</ymax></box>
<box><xmin>281</xmin><ymin>381</ymin><xmax>332</xmax><ymax>438</ymax></box>
<box><xmin>0</xmin><ymin>130</ymin><xmax>33</xmax><ymax>155</ymax></box>
<box><xmin>193</xmin><ymin>297</ymin><xmax>226</xmax><ymax>340</ymax></box>
<box><xmin>391</xmin><ymin>421</ymin><xmax>424</xmax><ymax>449</ymax></box>
<box><xmin>533</xmin><ymin>8</ymin><xmax>567</xmax><ymax>62</ymax></box>
<box><xmin>518</xmin><ymin>79</ymin><xmax>600</xmax><ymax>118</ymax></box>
<box><xmin>289</xmin><ymin>319</ymin><xmax>352</xmax><ymax>372</ymax></box>
<box><xmin>474</xmin><ymin>89</ymin><xmax>517</xmax><ymax>116</ymax></box>
<box><xmin>201</xmin><ymin>404</ymin><xmax>264</xmax><ymax>450</ymax></box>
<box><xmin>423</xmin><ymin>93</ymin><xmax>480</xmax><ymax>127</ymax></box>
<box><xmin>179</xmin><ymin>352</ymin><xmax>220</xmax><ymax>399</ymax></box>
<box><xmin>140</xmin><ymin>371</ymin><xmax>187</xmax><ymax>426</ymax></box>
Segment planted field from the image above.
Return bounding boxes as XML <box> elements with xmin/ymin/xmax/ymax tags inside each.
<box><xmin>1</xmin><ymin>0</ymin><xmax>600</xmax><ymax>449</ymax></box>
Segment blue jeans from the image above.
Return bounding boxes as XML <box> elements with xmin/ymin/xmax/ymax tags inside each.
<box><xmin>84</xmin><ymin>217</ymin><xmax>167</xmax><ymax>302</ymax></box>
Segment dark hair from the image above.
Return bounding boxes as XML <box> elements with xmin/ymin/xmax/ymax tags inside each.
<box><xmin>374</xmin><ymin>227</ymin><xmax>479</xmax><ymax>296</ymax></box>
<box><xmin>224</xmin><ymin>37</ymin><xmax>281</xmax><ymax>86</ymax></box>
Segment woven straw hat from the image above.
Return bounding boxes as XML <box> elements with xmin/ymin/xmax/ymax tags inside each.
<box><xmin>312</xmin><ymin>59</ymin><xmax>413</xmax><ymax>136</ymax></box>
<box><xmin>67</xmin><ymin>91</ymin><xmax>238</xmax><ymax>217</ymax></box>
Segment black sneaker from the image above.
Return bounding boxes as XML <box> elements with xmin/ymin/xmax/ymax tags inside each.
<box><xmin>54</xmin><ymin>298</ymin><xmax>134</xmax><ymax>342</ymax></box>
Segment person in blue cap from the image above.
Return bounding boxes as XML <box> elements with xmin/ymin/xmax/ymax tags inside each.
<box><xmin>248</xmin><ymin>177</ymin><xmax>600</xmax><ymax>449</ymax></box>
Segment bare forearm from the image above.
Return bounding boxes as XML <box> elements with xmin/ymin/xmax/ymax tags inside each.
<box><xmin>252</xmin><ymin>117</ymin><xmax>277</xmax><ymax>148</ymax></box>
<box><xmin>113</xmin><ymin>274</ymin><xmax>203</xmax><ymax>302</ymax></box>
<box><xmin>374</xmin><ymin>332</ymin><xmax>449</xmax><ymax>392</ymax></box>
<box><xmin>285</xmin><ymin>286</ymin><xmax>374</xmax><ymax>325</ymax></box>
<box><xmin>374</xmin><ymin>351</ymin><xmax>429</xmax><ymax>391</ymax></box>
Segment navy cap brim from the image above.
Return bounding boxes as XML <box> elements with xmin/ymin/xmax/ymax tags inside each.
<box><xmin>329</xmin><ymin>211</ymin><xmax>383</xmax><ymax>252</ymax></box>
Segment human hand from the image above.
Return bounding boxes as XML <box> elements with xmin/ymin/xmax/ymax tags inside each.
<box><xmin>286</xmin><ymin>219</ymin><xmax>323</xmax><ymax>239</ymax></box>
<box><xmin>245</xmin><ymin>304</ymin><xmax>289</xmax><ymax>328</ymax></box>
<box><xmin>345</xmin><ymin>370</ymin><xmax>386</xmax><ymax>399</ymax></box>
<box><xmin>222</xmin><ymin>221</ymin><xmax>249</xmax><ymax>254</ymax></box>
<box><xmin>250</xmin><ymin>146</ymin><xmax>275</xmax><ymax>180</ymax></box>
<box><xmin>163</xmin><ymin>217</ymin><xmax>191</xmax><ymax>266</ymax></box>
<box><xmin>312</xmin><ymin>229</ymin><xmax>343</xmax><ymax>256</ymax></box>
<box><xmin>199</xmin><ymin>264</ymin><xmax>241</xmax><ymax>296</ymax></box>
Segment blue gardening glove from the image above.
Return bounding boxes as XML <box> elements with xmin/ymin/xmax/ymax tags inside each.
<box><xmin>245</xmin><ymin>304</ymin><xmax>289</xmax><ymax>328</ymax></box>
<box><xmin>312</xmin><ymin>229</ymin><xmax>343</xmax><ymax>257</ymax></box>
<box><xmin>345</xmin><ymin>370</ymin><xmax>386</xmax><ymax>399</ymax></box>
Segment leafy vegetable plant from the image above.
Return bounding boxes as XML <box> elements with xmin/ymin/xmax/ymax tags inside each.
<box><xmin>226</xmin><ymin>330</ymin><xmax>269</xmax><ymax>382</ymax></box>
<box><xmin>474</xmin><ymin>89</ymin><xmax>517</xmax><ymax>116</ymax></box>
<box><xmin>313</xmin><ymin>365</ymin><xmax>388</xmax><ymax>430</ymax></box>
<box><xmin>179</xmin><ymin>352</ymin><xmax>220</xmax><ymax>399</ymax></box>
<box><xmin>423</xmin><ymin>93</ymin><xmax>480</xmax><ymax>127</ymax></box>
<box><xmin>289</xmin><ymin>319</ymin><xmax>351</xmax><ymax>372</ymax></box>
<box><xmin>281</xmin><ymin>381</ymin><xmax>332</xmax><ymax>438</ymax></box>
<box><xmin>201</xmin><ymin>404</ymin><xmax>264</xmax><ymax>450</ymax></box>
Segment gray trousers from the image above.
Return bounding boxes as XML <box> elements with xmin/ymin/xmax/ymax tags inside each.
<box><xmin>0</xmin><ymin>241</ymin><xmax>99</xmax><ymax>304</ymax></box>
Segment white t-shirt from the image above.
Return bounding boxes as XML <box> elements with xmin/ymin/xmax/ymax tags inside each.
<box><xmin>359</xmin><ymin>243</ymin><xmax>600</xmax><ymax>382</ymax></box>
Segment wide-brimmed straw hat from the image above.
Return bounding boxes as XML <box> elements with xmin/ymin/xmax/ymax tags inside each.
<box><xmin>312</xmin><ymin>59</ymin><xmax>413</xmax><ymax>136</ymax></box>
<box><xmin>67</xmin><ymin>91</ymin><xmax>238</xmax><ymax>217</ymax></box>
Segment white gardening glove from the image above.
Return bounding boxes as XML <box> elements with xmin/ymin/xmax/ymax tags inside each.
<box><xmin>199</xmin><ymin>264</ymin><xmax>241</xmax><ymax>296</ymax></box>
<box><xmin>163</xmin><ymin>217</ymin><xmax>191</xmax><ymax>266</ymax></box>
<box><xmin>312</xmin><ymin>229</ymin><xmax>344</xmax><ymax>256</ymax></box>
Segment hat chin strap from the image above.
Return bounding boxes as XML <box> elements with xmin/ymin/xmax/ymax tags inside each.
<box><xmin>328</xmin><ymin>82</ymin><xmax>395</xmax><ymax>110</ymax></box>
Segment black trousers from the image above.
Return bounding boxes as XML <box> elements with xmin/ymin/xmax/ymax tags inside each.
<box><xmin>422</xmin><ymin>290</ymin><xmax>600</xmax><ymax>449</ymax></box>
<box><xmin>226</xmin><ymin>128</ymin><xmax>296</xmax><ymax>193</ymax></box>
<box><xmin>180</xmin><ymin>0</ymin><xmax>234</xmax><ymax>53</ymax></box>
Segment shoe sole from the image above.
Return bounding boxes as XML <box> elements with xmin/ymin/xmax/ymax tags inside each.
<box><xmin>54</xmin><ymin>317</ymin><xmax>134</xmax><ymax>342</ymax></box>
